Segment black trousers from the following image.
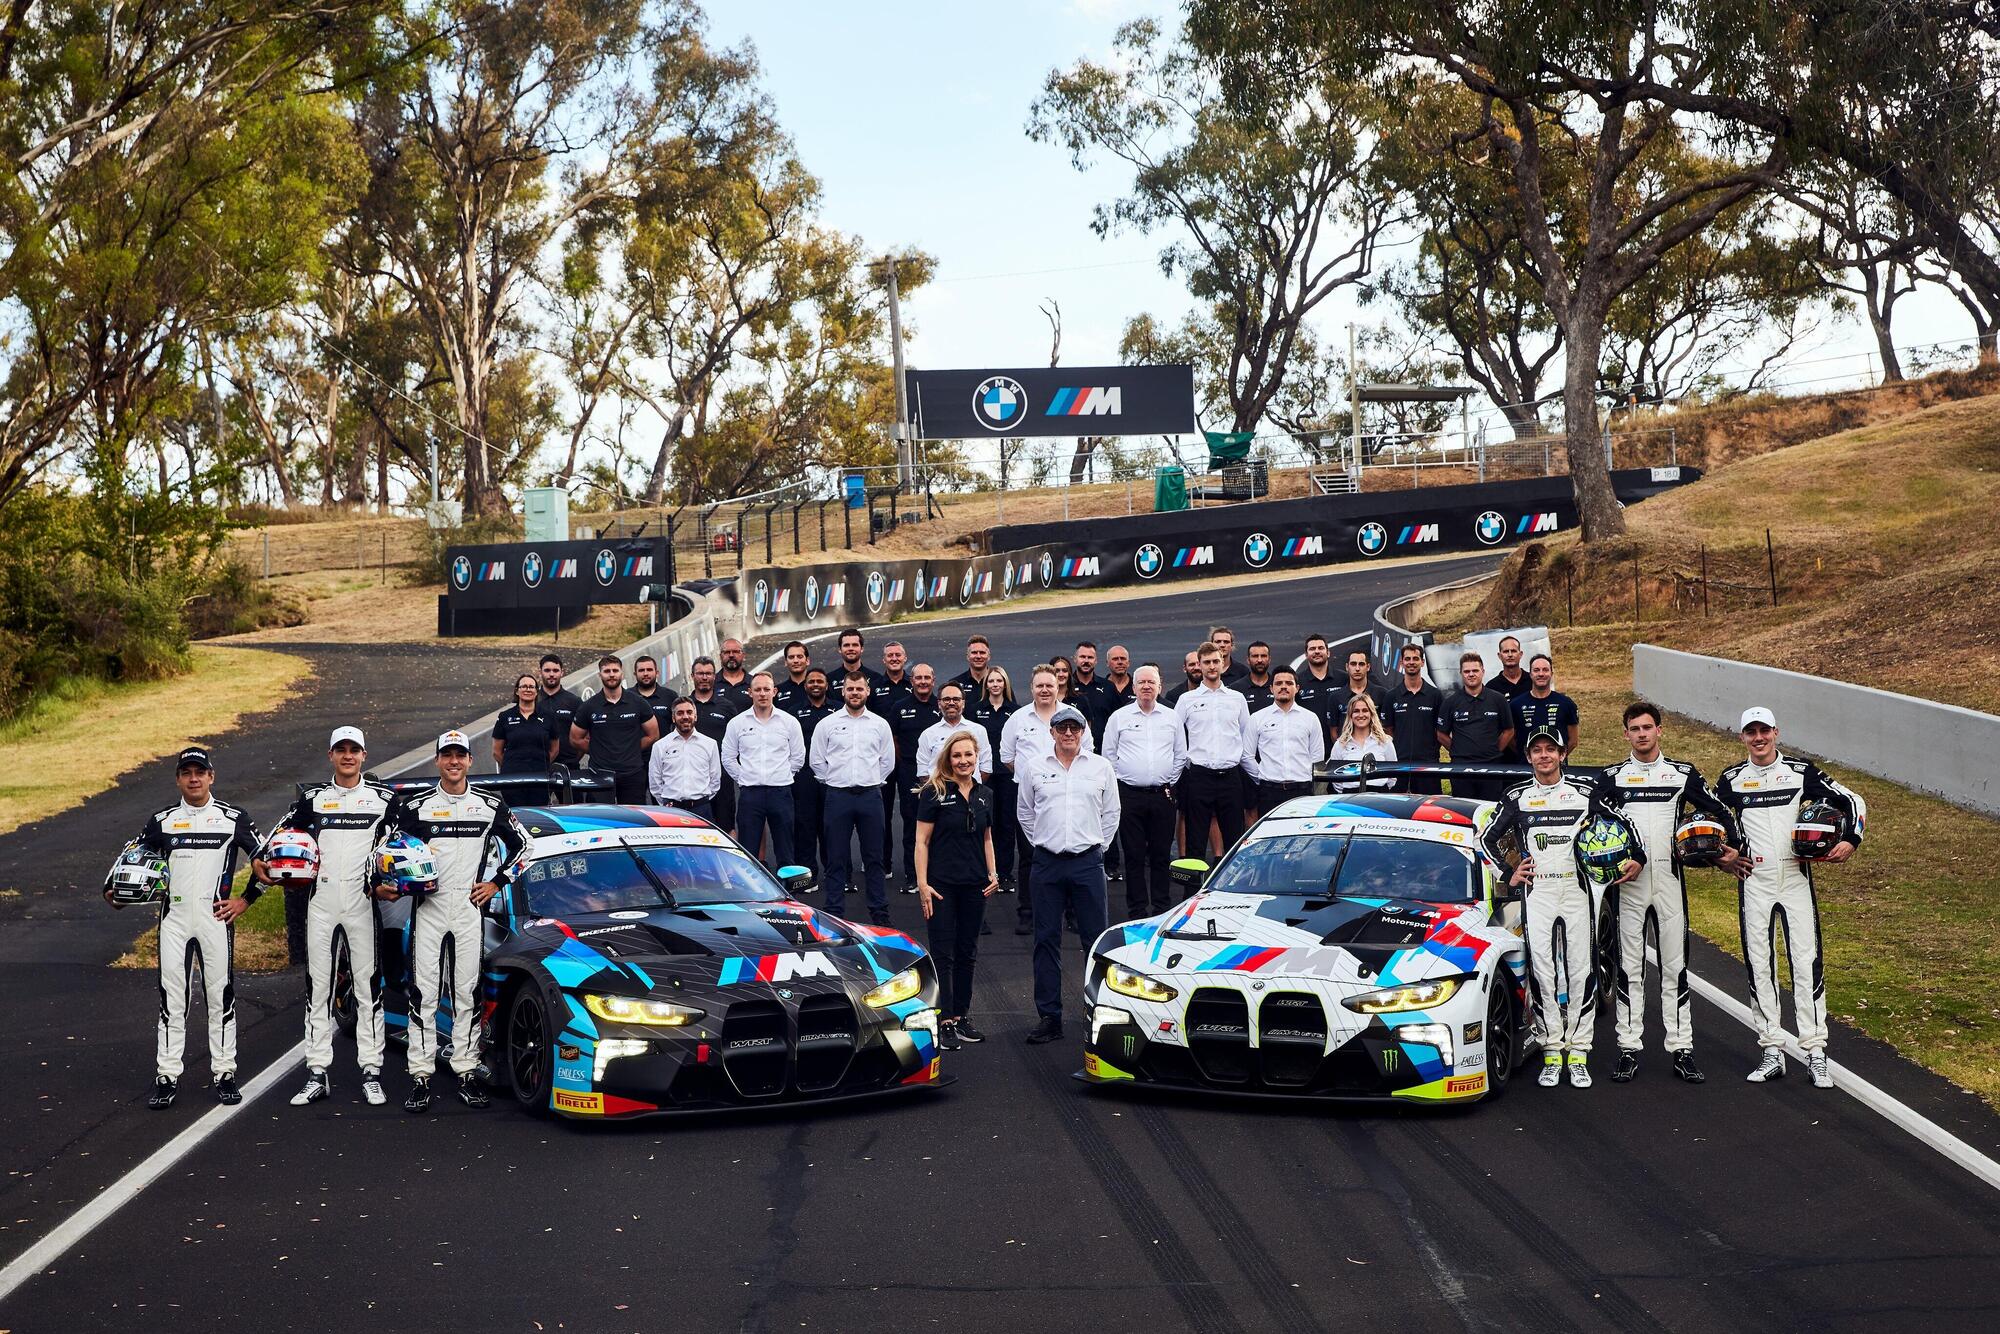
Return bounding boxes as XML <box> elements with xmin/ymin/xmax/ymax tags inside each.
<box><xmin>989</xmin><ymin>773</ymin><xmax>1017</xmax><ymax>880</ymax></box>
<box><xmin>714</xmin><ymin>773</ymin><xmax>737</xmax><ymax>831</ymax></box>
<box><xmin>792</xmin><ymin>774</ymin><xmax>823</xmax><ymax>872</ymax></box>
<box><xmin>1118</xmin><ymin>784</ymin><xmax>1178</xmax><ymax>919</ymax></box>
<box><xmin>1029</xmin><ymin>849</ymin><xmax>1107</xmax><ymax>1021</ymax></box>
<box><xmin>1014</xmin><ymin>826</ymin><xmax>1036</xmax><ymax>925</ymax></box>
<box><xmin>1183</xmin><ymin>765</ymin><xmax>1246</xmax><ymax>856</ymax></box>
<box><xmin>897</xmin><ymin>771</ymin><xmax>921</xmax><ymax>877</ymax></box>
<box><xmin>609</xmin><ymin>769</ymin><xmax>649</xmax><ymax>805</ymax></box>
<box><xmin>1256</xmin><ymin>779</ymin><xmax>1312</xmax><ymax>811</ymax></box>
<box><xmin>925</xmin><ymin>880</ymin><xmax>987</xmax><ymax>1019</ymax></box>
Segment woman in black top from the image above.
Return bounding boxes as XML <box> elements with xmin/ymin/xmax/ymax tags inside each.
<box><xmin>492</xmin><ymin>675</ymin><xmax>559</xmax><ymax>797</ymax></box>
<box><xmin>968</xmin><ymin>667</ymin><xmax>1019</xmax><ymax>885</ymax></box>
<box><xmin>914</xmin><ymin>732</ymin><xmax>997</xmax><ymax>1050</ymax></box>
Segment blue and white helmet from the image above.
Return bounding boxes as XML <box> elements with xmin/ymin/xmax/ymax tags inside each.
<box><xmin>372</xmin><ymin>832</ymin><xmax>439</xmax><ymax>897</ymax></box>
<box><xmin>105</xmin><ymin>840</ymin><xmax>169</xmax><ymax>907</ymax></box>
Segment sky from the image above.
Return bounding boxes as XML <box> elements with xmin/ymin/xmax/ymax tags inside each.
<box><xmin>698</xmin><ymin>0</ymin><xmax>1980</xmax><ymax>449</ymax></box>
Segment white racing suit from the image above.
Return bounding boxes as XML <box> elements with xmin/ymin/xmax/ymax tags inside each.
<box><xmin>135</xmin><ymin>798</ymin><xmax>264</xmax><ymax>1080</ymax></box>
<box><xmin>391</xmin><ymin>785</ymin><xmax>527</xmax><ymax>1079</ymax></box>
<box><xmin>1478</xmin><ymin>775</ymin><xmax>1640</xmax><ymax>1055</ymax></box>
<box><xmin>1597</xmin><ymin>756</ymin><xmax>1741</xmax><ymax>1053</ymax></box>
<box><xmin>1715</xmin><ymin>754</ymin><xmax>1865</xmax><ymax>1054</ymax></box>
<box><xmin>277</xmin><ymin>779</ymin><xmax>401</xmax><ymax>1076</ymax></box>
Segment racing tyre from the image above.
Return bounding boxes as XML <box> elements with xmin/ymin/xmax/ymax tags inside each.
<box><xmin>331</xmin><ymin>933</ymin><xmax>358</xmax><ymax>1042</ymax></box>
<box><xmin>504</xmin><ymin>984</ymin><xmax>555</xmax><ymax>1117</ymax></box>
<box><xmin>1483</xmin><ymin>977</ymin><xmax>1518</xmax><ymax>1102</ymax></box>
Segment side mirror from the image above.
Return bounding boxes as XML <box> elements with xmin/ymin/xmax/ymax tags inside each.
<box><xmin>778</xmin><ymin>865</ymin><xmax>816</xmax><ymax>896</ymax></box>
<box><xmin>1168</xmin><ymin>858</ymin><xmax>1210</xmax><ymax>898</ymax></box>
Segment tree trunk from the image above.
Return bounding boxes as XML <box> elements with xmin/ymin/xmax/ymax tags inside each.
<box><xmin>1559</xmin><ymin>307</ymin><xmax>1625</xmax><ymax>541</ymax></box>
<box><xmin>1501</xmin><ymin>403</ymin><xmax>1545</xmax><ymax>438</ymax></box>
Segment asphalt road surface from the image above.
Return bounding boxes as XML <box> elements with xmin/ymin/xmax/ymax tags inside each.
<box><xmin>5</xmin><ymin>560</ymin><xmax>2000</xmax><ymax>1333</ymax></box>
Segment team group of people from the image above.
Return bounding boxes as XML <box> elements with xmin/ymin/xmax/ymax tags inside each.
<box><xmin>107</xmin><ymin>622</ymin><xmax>1863</xmax><ymax>1112</ymax></box>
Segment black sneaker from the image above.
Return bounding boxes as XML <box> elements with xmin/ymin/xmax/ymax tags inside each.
<box><xmin>940</xmin><ymin>1020</ymin><xmax>962</xmax><ymax>1052</ymax></box>
<box><xmin>1025</xmin><ymin>1017</ymin><xmax>1063</xmax><ymax>1045</ymax></box>
<box><xmin>1014</xmin><ymin>922</ymin><xmax>1032</xmax><ymax>935</ymax></box>
<box><xmin>147</xmin><ymin>1075</ymin><xmax>178</xmax><ymax>1110</ymax></box>
<box><xmin>404</xmin><ymin>1078</ymin><xmax>433</xmax><ymax>1114</ymax></box>
<box><xmin>289</xmin><ymin>1071</ymin><xmax>331</xmax><ymax>1106</ymax></box>
<box><xmin>458</xmin><ymin>1075</ymin><xmax>490</xmax><ymax>1109</ymax></box>
<box><xmin>955</xmin><ymin>1020</ymin><xmax>986</xmax><ymax>1044</ymax></box>
<box><xmin>1672</xmin><ymin>1050</ymin><xmax>1706</xmax><ymax>1084</ymax></box>
<box><xmin>1611</xmin><ymin>1050</ymin><xmax>1640</xmax><ymax>1083</ymax></box>
<box><xmin>213</xmin><ymin>1075</ymin><xmax>242</xmax><ymax>1106</ymax></box>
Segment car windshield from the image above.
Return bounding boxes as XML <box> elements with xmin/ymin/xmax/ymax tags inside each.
<box><xmin>1204</xmin><ymin>833</ymin><xmax>1480</xmax><ymax>904</ymax></box>
<box><xmin>521</xmin><ymin>843</ymin><xmax>787</xmax><ymax>917</ymax></box>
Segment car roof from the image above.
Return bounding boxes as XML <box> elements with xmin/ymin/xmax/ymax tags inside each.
<box><xmin>511</xmin><ymin>803</ymin><xmax>718</xmax><ymax>841</ymax></box>
<box><xmin>1246</xmin><ymin>792</ymin><xmax>1490</xmax><ymax>845</ymax></box>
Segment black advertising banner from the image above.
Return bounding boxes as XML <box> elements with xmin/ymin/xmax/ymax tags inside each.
<box><xmin>906</xmin><ymin>364</ymin><xmax>1196</xmax><ymax>439</ymax></box>
<box><xmin>734</xmin><ymin>467</ymin><xmax>1701</xmax><ymax>636</ymax></box>
<box><xmin>444</xmin><ymin>538</ymin><xmax>669</xmax><ymax>610</ymax></box>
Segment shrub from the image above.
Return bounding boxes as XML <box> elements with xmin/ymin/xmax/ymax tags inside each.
<box><xmin>185</xmin><ymin>558</ymin><xmax>307</xmax><ymax>639</ymax></box>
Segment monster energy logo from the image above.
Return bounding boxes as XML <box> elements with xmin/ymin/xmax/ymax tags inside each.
<box><xmin>1121</xmin><ymin>1034</ymin><xmax>1137</xmax><ymax>1058</ymax></box>
<box><xmin>1381</xmin><ymin>1048</ymin><xmax>1400</xmax><ymax>1071</ymax></box>
<box><xmin>1534</xmin><ymin>832</ymin><xmax>1550</xmax><ymax>851</ymax></box>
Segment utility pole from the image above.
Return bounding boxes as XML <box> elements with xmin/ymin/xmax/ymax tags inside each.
<box><xmin>882</xmin><ymin>255</ymin><xmax>912</xmax><ymax>492</ymax></box>
<box><xmin>1347</xmin><ymin>321</ymin><xmax>1361</xmax><ymax>476</ymax></box>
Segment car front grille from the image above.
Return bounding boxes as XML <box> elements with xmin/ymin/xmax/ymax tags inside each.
<box><xmin>794</xmin><ymin>994</ymin><xmax>859</xmax><ymax>1092</ymax></box>
<box><xmin>1185</xmin><ymin>988</ymin><xmax>1253</xmax><ymax>1084</ymax></box>
<box><xmin>719</xmin><ymin>1000</ymin><xmax>788</xmax><ymax>1097</ymax></box>
<box><xmin>1257</xmin><ymin>991</ymin><xmax>1328</xmax><ymax>1087</ymax></box>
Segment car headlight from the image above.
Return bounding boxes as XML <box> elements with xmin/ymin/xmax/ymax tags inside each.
<box><xmin>583</xmin><ymin>993</ymin><xmax>705</xmax><ymax>1026</ymax></box>
<box><xmin>862</xmin><ymin>967</ymin><xmax>922</xmax><ymax>1009</ymax></box>
<box><xmin>1102</xmin><ymin>961</ymin><xmax>1178</xmax><ymax>1003</ymax></box>
<box><xmin>1342</xmin><ymin>977</ymin><xmax>1464</xmax><ymax>1014</ymax></box>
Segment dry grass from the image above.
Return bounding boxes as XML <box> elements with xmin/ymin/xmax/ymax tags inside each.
<box><xmin>209</xmin><ymin>571</ymin><xmax>653</xmax><ymax>650</ymax></box>
<box><xmin>114</xmin><ymin>870</ymin><xmax>290</xmax><ymax>972</ymax></box>
<box><xmin>0</xmin><ymin>645</ymin><xmax>312</xmax><ymax>836</ymax></box>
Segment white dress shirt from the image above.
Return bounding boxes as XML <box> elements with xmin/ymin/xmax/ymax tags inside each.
<box><xmin>1244</xmin><ymin>702</ymin><xmax>1327</xmax><ymax>783</ymax></box>
<box><xmin>1017</xmin><ymin>751</ymin><xmax>1122</xmax><ymax>854</ymax></box>
<box><xmin>1102</xmin><ymin>701</ymin><xmax>1187</xmax><ymax>787</ymax></box>
<box><xmin>915</xmin><ymin>718</ymin><xmax>992</xmax><ymax>781</ymax></box>
<box><xmin>1175</xmin><ymin>683</ymin><xmax>1252</xmax><ymax>769</ymax></box>
<box><xmin>998</xmin><ymin>704</ymin><xmax>1095</xmax><ymax>771</ymax></box>
<box><xmin>722</xmin><ymin>707</ymin><xmax>807</xmax><ymax>786</ymax></box>
<box><xmin>809</xmin><ymin>708</ymin><xmax>896</xmax><ymax>789</ymax></box>
<box><xmin>1328</xmin><ymin>734</ymin><xmax>1399</xmax><ymax>790</ymax></box>
<box><xmin>648</xmin><ymin>731</ymin><xmax>722</xmax><ymax>802</ymax></box>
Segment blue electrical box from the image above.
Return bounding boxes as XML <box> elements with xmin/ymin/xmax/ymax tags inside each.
<box><xmin>843</xmin><ymin>471</ymin><xmax>866</xmax><ymax>509</ymax></box>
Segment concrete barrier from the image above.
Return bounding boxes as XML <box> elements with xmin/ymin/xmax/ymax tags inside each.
<box><xmin>1633</xmin><ymin>644</ymin><xmax>2000</xmax><ymax>816</ymax></box>
<box><xmin>1370</xmin><ymin>573</ymin><xmax>1550</xmax><ymax>686</ymax></box>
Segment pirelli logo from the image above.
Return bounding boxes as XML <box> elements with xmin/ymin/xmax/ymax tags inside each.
<box><xmin>552</xmin><ymin>1089</ymin><xmax>603</xmax><ymax>1114</ymax></box>
<box><xmin>1445</xmin><ymin>1074</ymin><xmax>1487</xmax><ymax>1096</ymax></box>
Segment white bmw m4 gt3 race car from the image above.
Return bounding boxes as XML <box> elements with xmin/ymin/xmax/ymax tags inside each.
<box><xmin>1079</xmin><ymin>792</ymin><xmax>1530</xmax><ymax>1104</ymax></box>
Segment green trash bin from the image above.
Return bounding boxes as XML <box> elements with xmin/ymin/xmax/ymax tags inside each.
<box><xmin>1154</xmin><ymin>465</ymin><xmax>1189</xmax><ymax>513</ymax></box>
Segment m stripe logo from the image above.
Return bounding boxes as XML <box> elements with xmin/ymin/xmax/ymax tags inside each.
<box><xmin>1517</xmin><ymin>511</ymin><xmax>1560</xmax><ymax>534</ymax></box>
<box><xmin>1045</xmin><ymin>387</ymin><xmax>1123</xmax><ymax>416</ymax></box>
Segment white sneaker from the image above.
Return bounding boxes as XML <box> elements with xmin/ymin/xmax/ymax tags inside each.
<box><xmin>1566</xmin><ymin>1052</ymin><xmax>1593</xmax><ymax>1088</ymax></box>
<box><xmin>360</xmin><ymin>1071</ymin><xmax>387</xmax><ymax>1106</ymax></box>
<box><xmin>1538</xmin><ymin>1052</ymin><xmax>1563</xmax><ymax>1087</ymax></box>
<box><xmin>1746</xmin><ymin>1049</ymin><xmax>1786</xmax><ymax>1083</ymax></box>
<box><xmin>1808</xmin><ymin>1054</ymin><xmax>1833</xmax><ymax>1089</ymax></box>
<box><xmin>288</xmin><ymin>1071</ymin><xmax>330</xmax><ymax>1106</ymax></box>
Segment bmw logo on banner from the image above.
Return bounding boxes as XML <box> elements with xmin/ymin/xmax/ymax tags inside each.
<box><xmin>595</xmin><ymin>549</ymin><xmax>617</xmax><ymax>586</ymax></box>
<box><xmin>1135</xmin><ymin>543</ymin><xmax>1164</xmax><ymax>579</ymax></box>
<box><xmin>1475</xmin><ymin>510</ymin><xmax>1507</xmax><ymax>545</ymax></box>
<box><xmin>1243</xmin><ymin>532</ymin><xmax>1273</xmax><ymax>569</ymax></box>
<box><xmin>450</xmin><ymin>555</ymin><xmax>471</xmax><ymax>590</ymax></box>
<box><xmin>1003</xmin><ymin>562</ymin><xmax>1016</xmax><ymax>596</ymax></box>
<box><xmin>521</xmin><ymin>551</ymin><xmax>544</xmax><ymax>588</ymax></box>
<box><xmin>866</xmin><ymin>570</ymin><xmax>886</xmax><ymax>614</ymax></box>
<box><xmin>960</xmin><ymin>568</ymin><xmax>974</xmax><ymax>605</ymax></box>
<box><xmin>973</xmin><ymin>375</ymin><xmax>1029</xmax><ymax>432</ymax></box>
<box><xmin>804</xmin><ymin>575</ymin><xmax>821</xmax><ymax>620</ymax></box>
<box><xmin>912</xmin><ymin>567</ymin><xmax>927</xmax><ymax>609</ymax></box>
<box><xmin>1357</xmin><ymin>523</ymin><xmax>1388</xmax><ymax>557</ymax></box>
<box><xmin>752</xmin><ymin>578</ymin><xmax>770</xmax><ymax>623</ymax></box>
<box><xmin>1038</xmin><ymin>551</ymin><xmax>1054</xmax><ymax>588</ymax></box>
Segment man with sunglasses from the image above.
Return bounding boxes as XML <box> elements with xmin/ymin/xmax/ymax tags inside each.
<box><xmin>1017</xmin><ymin>706</ymin><xmax>1120</xmax><ymax>1045</ymax></box>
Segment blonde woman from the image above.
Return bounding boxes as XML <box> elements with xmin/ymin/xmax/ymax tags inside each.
<box><xmin>1329</xmin><ymin>693</ymin><xmax>1398</xmax><ymax>791</ymax></box>
<box><xmin>913</xmin><ymin>733</ymin><xmax>998</xmax><ymax>1050</ymax></box>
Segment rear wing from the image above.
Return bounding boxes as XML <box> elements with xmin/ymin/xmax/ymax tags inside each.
<box><xmin>298</xmin><ymin>765</ymin><xmax>618</xmax><ymax>806</ymax></box>
<box><xmin>1311</xmin><ymin>757</ymin><xmax>1537</xmax><ymax>795</ymax></box>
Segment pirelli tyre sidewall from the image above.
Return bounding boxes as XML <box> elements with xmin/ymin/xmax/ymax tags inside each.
<box><xmin>504</xmin><ymin>980</ymin><xmax>557</xmax><ymax>1118</ymax></box>
<box><xmin>1483</xmin><ymin>971</ymin><xmax>1517</xmax><ymax>1101</ymax></box>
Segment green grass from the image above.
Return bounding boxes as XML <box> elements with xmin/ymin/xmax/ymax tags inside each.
<box><xmin>113</xmin><ymin>868</ymin><xmax>294</xmax><ymax>973</ymax></box>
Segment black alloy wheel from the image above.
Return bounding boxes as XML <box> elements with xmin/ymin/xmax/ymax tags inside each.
<box><xmin>1483</xmin><ymin>977</ymin><xmax>1517</xmax><ymax>1101</ymax></box>
<box><xmin>506</xmin><ymin>985</ymin><xmax>555</xmax><ymax>1116</ymax></box>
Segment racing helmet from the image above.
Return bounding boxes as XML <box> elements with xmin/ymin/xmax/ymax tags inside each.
<box><xmin>1793</xmin><ymin>801</ymin><xmax>1845</xmax><ymax>860</ymax></box>
<box><xmin>1576</xmin><ymin>814</ymin><xmax>1641</xmax><ymax>886</ymax></box>
<box><xmin>262</xmin><ymin>828</ymin><xmax>321</xmax><ymax>884</ymax></box>
<box><xmin>104</xmin><ymin>840</ymin><xmax>169</xmax><ymax>907</ymax></box>
<box><xmin>1674</xmin><ymin>817</ymin><xmax>1730</xmax><ymax>868</ymax></box>
<box><xmin>372</xmin><ymin>832</ymin><xmax>439</xmax><ymax>897</ymax></box>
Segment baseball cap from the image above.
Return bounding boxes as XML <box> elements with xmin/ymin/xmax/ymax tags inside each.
<box><xmin>1738</xmin><ymin>706</ymin><xmax>1777</xmax><ymax>731</ymax></box>
<box><xmin>174</xmin><ymin>746</ymin><xmax>212</xmax><ymax>771</ymax></box>
<box><xmin>435</xmin><ymin>729</ymin><xmax>471</xmax><ymax>754</ymax></box>
<box><xmin>1522</xmin><ymin>727</ymin><xmax>1564</xmax><ymax>751</ymax></box>
<box><xmin>1050</xmin><ymin>705</ymin><xmax>1088</xmax><ymax>730</ymax></box>
<box><xmin>329</xmin><ymin>725</ymin><xmax>366</xmax><ymax>749</ymax></box>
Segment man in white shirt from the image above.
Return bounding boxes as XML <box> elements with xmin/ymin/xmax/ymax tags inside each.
<box><xmin>1103</xmin><ymin>664</ymin><xmax>1186</xmax><ymax>920</ymax></box>
<box><xmin>1245</xmin><ymin>667</ymin><xmax>1325</xmax><ymax>812</ymax></box>
<box><xmin>810</xmin><ymin>674</ymin><xmax>897</xmax><ymax>925</ymax></box>
<box><xmin>723</xmin><ymin>671</ymin><xmax>808</xmax><ymax>868</ymax></box>
<box><xmin>1017</xmin><ymin>705</ymin><xmax>1120</xmax><ymax>1045</ymax></box>
<box><xmin>1175</xmin><ymin>640</ymin><xmax>1252</xmax><ymax>856</ymax></box>
<box><xmin>1000</xmin><ymin>665</ymin><xmax>1094</xmax><ymax>936</ymax></box>
<box><xmin>916</xmin><ymin>682</ymin><xmax>992</xmax><ymax>780</ymax></box>
<box><xmin>648</xmin><ymin>700</ymin><xmax>723</xmax><ymax>819</ymax></box>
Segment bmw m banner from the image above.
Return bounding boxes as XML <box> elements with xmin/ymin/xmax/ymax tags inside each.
<box><xmin>445</xmin><ymin>538</ymin><xmax>670</xmax><ymax>610</ymax></box>
<box><xmin>906</xmin><ymin>364</ymin><xmax>1197</xmax><ymax>439</ymax></box>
